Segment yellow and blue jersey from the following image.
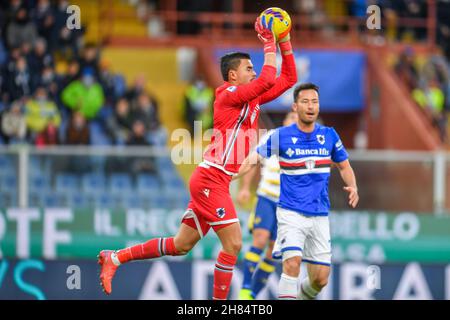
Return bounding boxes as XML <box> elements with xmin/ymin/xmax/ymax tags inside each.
<box><xmin>247</xmin><ymin>131</ymin><xmax>281</xmax><ymax>239</ymax></box>
<box><xmin>256</xmin><ymin>154</ymin><xmax>280</xmax><ymax>202</ymax></box>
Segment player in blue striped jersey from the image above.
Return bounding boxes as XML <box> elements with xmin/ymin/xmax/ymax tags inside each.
<box><xmin>235</xmin><ymin>83</ymin><xmax>359</xmax><ymax>300</ymax></box>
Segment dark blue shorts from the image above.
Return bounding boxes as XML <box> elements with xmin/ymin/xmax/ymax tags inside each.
<box><xmin>253</xmin><ymin>195</ymin><xmax>278</xmax><ymax>241</ymax></box>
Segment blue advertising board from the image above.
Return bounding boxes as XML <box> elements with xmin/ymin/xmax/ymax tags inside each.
<box><xmin>214</xmin><ymin>48</ymin><xmax>366</xmax><ymax>112</ymax></box>
<box><xmin>1</xmin><ymin>259</ymin><xmax>448</xmax><ymax>300</ymax></box>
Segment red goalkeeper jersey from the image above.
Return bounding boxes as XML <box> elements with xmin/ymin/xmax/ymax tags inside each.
<box><xmin>202</xmin><ymin>53</ymin><xmax>297</xmax><ymax>175</ymax></box>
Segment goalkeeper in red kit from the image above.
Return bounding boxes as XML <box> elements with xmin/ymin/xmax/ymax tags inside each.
<box><xmin>98</xmin><ymin>18</ymin><xmax>297</xmax><ymax>299</ymax></box>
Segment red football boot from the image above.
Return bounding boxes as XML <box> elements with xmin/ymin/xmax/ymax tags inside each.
<box><xmin>98</xmin><ymin>250</ymin><xmax>118</xmax><ymax>295</ymax></box>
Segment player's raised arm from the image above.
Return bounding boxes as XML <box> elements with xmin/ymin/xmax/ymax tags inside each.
<box><xmin>256</xmin><ymin>17</ymin><xmax>277</xmax><ymax>67</ymax></box>
<box><xmin>221</xmin><ymin>18</ymin><xmax>277</xmax><ymax>107</ymax></box>
<box><xmin>259</xmin><ymin>33</ymin><xmax>298</xmax><ymax>105</ymax></box>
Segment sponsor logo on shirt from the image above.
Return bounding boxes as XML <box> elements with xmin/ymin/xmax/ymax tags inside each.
<box><xmin>226</xmin><ymin>86</ymin><xmax>237</xmax><ymax>92</ymax></box>
<box><xmin>288</xmin><ymin>148</ymin><xmax>330</xmax><ymax>156</ymax></box>
<box><xmin>286</xmin><ymin>148</ymin><xmax>295</xmax><ymax>157</ymax></box>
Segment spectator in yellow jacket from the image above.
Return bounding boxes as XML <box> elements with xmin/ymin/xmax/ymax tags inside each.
<box><xmin>25</xmin><ymin>86</ymin><xmax>61</xmax><ymax>136</ymax></box>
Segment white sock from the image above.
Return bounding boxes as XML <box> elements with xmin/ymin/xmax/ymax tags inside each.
<box><xmin>278</xmin><ymin>273</ymin><xmax>298</xmax><ymax>300</ymax></box>
<box><xmin>298</xmin><ymin>277</ymin><xmax>319</xmax><ymax>300</ymax></box>
<box><xmin>110</xmin><ymin>251</ymin><xmax>121</xmax><ymax>266</ymax></box>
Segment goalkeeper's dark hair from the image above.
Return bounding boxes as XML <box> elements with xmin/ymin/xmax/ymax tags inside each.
<box><xmin>293</xmin><ymin>83</ymin><xmax>320</xmax><ymax>102</ymax></box>
<box><xmin>220</xmin><ymin>52</ymin><xmax>251</xmax><ymax>81</ymax></box>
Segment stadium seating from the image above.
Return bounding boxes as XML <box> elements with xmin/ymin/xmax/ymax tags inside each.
<box><xmin>29</xmin><ymin>174</ymin><xmax>50</xmax><ymax>192</ymax></box>
<box><xmin>136</xmin><ymin>174</ymin><xmax>160</xmax><ymax>193</ymax></box>
<box><xmin>28</xmin><ymin>191</ymin><xmax>40</xmax><ymax>207</ymax></box>
<box><xmin>92</xmin><ymin>192</ymin><xmax>116</xmax><ymax>208</ymax></box>
<box><xmin>109</xmin><ymin>173</ymin><xmax>132</xmax><ymax>194</ymax></box>
<box><xmin>2</xmin><ymin>164</ymin><xmax>188</xmax><ymax>209</ymax></box>
<box><xmin>65</xmin><ymin>192</ymin><xmax>89</xmax><ymax>208</ymax></box>
<box><xmin>150</xmin><ymin>193</ymin><xmax>170</xmax><ymax>208</ymax></box>
<box><xmin>120</xmin><ymin>192</ymin><xmax>142</xmax><ymax>209</ymax></box>
<box><xmin>42</xmin><ymin>192</ymin><xmax>66</xmax><ymax>207</ymax></box>
<box><xmin>0</xmin><ymin>156</ymin><xmax>14</xmax><ymax>176</ymax></box>
<box><xmin>0</xmin><ymin>174</ymin><xmax>17</xmax><ymax>191</ymax></box>
<box><xmin>0</xmin><ymin>191</ymin><xmax>17</xmax><ymax>208</ymax></box>
<box><xmin>56</xmin><ymin>173</ymin><xmax>79</xmax><ymax>193</ymax></box>
<box><xmin>82</xmin><ymin>173</ymin><xmax>106</xmax><ymax>193</ymax></box>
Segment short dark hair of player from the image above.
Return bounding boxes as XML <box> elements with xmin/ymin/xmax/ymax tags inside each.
<box><xmin>293</xmin><ymin>83</ymin><xmax>320</xmax><ymax>102</ymax></box>
<box><xmin>220</xmin><ymin>52</ymin><xmax>251</xmax><ymax>81</ymax></box>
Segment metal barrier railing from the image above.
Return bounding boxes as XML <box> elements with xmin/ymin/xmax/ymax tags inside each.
<box><xmin>0</xmin><ymin>146</ymin><xmax>448</xmax><ymax>214</ymax></box>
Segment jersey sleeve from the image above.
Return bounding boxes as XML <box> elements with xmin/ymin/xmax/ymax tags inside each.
<box><xmin>256</xmin><ymin>129</ymin><xmax>279</xmax><ymax>159</ymax></box>
<box><xmin>259</xmin><ymin>53</ymin><xmax>297</xmax><ymax>105</ymax></box>
<box><xmin>220</xmin><ymin>65</ymin><xmax>277</xmax><ymax>107</ymax></box>
<box><xmin>330</xmin><ymin>128</ymin><xmax>349</xmax><ymax>163</ymax></box>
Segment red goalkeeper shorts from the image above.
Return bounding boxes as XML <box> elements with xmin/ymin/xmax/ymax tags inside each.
<box><xmin>182</xmin><ymin>165</ymin><xmax>239</xmax><ymax>237</ymax></box>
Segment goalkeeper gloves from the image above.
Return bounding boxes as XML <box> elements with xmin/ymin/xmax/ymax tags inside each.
<box><xmin>255</xmin><ymin>17</ymin><xmax>277</xmax><ymax>54</ymax></box>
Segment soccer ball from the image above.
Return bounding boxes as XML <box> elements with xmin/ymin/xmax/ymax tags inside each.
<box><xmin>259</xmin><ymin>7</ymin><xmax>292</xmax><ymax>41</ymax></box>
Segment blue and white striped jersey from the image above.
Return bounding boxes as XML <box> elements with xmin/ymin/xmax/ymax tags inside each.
<box><xmin>256</xmin><ymin>123</ymin><xmax>348</xmax><ymax>216</ymax></box>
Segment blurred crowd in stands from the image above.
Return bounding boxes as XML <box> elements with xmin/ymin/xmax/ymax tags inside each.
<box><xmin>395</xmin><ymin>47</ymin><xmax>450</xmax><ymax>142</ymax></box>
<box><xmin>135</xmin><ymin>0</ymin><xmax>450</xmax><ymax>59</ymax></box>
<box><xmin>144</xmin><ymin>0</ymin><xmax>450</xmax><ymax>144</ymax></box>
<box><xmin>182</xmin><ymin>77</ymin><xmax>213</xmax><ymax>135</ymax></box>
<box><xmin>0</xmin><ymin>0</ymin><xmax>167</xmax><ymax>147</ymax></box>
<box><xmin>1</xmin><ymin>0</ymin><xmax>449</xmax><ymax>146</ymax></box>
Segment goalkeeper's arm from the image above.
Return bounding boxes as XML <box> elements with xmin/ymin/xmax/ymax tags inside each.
<box><xmin>236</xmin><ymin>161</ymin><xmax>261</xmax><ymax>206</ymax></box>
<box><xmin>233</xmin><ymin>151</ymin><xmax>262</xmax><ymax>181</ymax></box>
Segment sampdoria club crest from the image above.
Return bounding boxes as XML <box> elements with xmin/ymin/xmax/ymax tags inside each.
<box><xmin>216</xmin><ymin>208</ymin><xmax>226</xmax><ymax>218</ymax></box>
<box><xmin>316</xmin><ymin>135</ymin><xmax>325</xmax><ymax>145</ymax></box>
